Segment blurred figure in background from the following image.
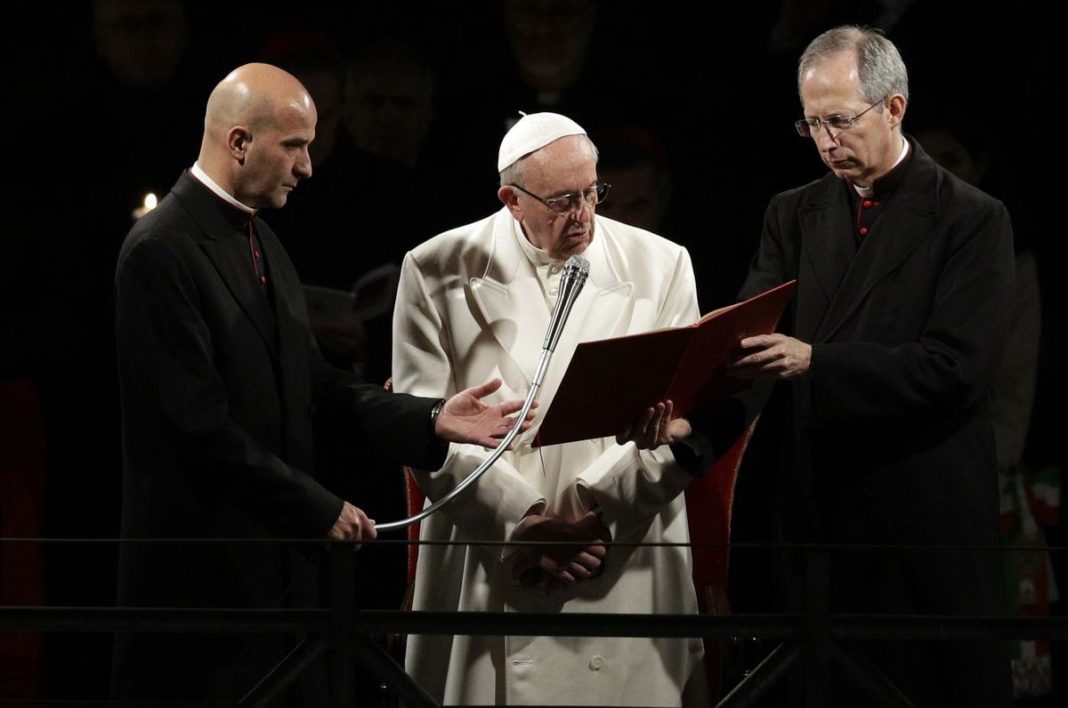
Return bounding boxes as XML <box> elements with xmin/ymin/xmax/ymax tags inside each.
<box><xmin>344</xmin><ymin>38</ymin><xmax>435</xmax><ymax>170</ymax></box>
<box><xmin>593</xmin><ymin>124</ymin><xmax>672</xmax><ymax>234</ymax></box>
<box><xmin>917</xmin><ymin>120</ymin><xmax>1052</xmax><ymax>700</ymax></box>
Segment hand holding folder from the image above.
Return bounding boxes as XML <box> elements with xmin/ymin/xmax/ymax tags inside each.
<box><xmin>534</xmin><ymin>280</ymin><xmax>797</xmax><ymax>446</ymax></box>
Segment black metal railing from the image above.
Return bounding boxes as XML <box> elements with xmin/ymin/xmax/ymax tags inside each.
<box><xmin>2</xmin><ymin>538</ymin><xmax>1065</xmax><ymax>707</ymax></box>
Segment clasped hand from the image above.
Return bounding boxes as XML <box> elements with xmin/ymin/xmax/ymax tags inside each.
<box><xmin>511</xmin><ymin>510</ymin><xmax>610</xmax><ymax>591</ymax></box>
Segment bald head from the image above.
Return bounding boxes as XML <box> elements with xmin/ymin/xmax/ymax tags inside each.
<box><xmin>197</xmin><ymin>63</ymin><xmax>317</xmax><ymax>209</ymax></box>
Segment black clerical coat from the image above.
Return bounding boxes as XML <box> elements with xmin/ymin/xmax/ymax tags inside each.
<box><xmin>737</xmin><ymin>138</ymin><xmax>1015</xmax><ymax>705</ymax></box>
<box><xmin>112</xmin><ymin>171</ymin><xmax>443</xmax><ymax>703</ymax></box>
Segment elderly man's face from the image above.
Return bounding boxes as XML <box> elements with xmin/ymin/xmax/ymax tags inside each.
<box><xmin>506</xmin><ymin>135</ymin><xmax>599</xmax><ymax>260</ymax></box>
<box><xmin>799</xmin><ymin>51</ymin><xmax>902</xmax><ymax>187</ymax></box>
<box><xmin>239</xmin><ymin>99</ymin><xmax>317</xmax><ymax>209</ymax></box>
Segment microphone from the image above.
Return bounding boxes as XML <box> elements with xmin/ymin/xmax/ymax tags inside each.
<box><xmin>543</xmin><ymin>255</ymin><xmax>590</xmax><ymax>352</ymax></box>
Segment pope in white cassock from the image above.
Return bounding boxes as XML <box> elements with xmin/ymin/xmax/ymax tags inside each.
<box><xmin>393</xmin><ymin>112</ymin><xmax>709</xmax><ymax>706</ymax></box>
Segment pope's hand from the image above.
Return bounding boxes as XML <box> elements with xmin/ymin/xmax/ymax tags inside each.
<box><xmin>616</xmin><ymin>400</ymin><xmax>692</xmax><ymax>449</ymax></box>
<box><xmin>512</xmin><ymin>510</ymin><xmax>610</xmax><ymax>588</ymax></box>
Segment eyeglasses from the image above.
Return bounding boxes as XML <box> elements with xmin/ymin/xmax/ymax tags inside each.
<box><xmin>510</xmin><ymin>181</ymin><xmax>610</xmax><ymax>214</ymax></box>
<box><xmin>794</xmin><ymin>96</ymin><xmax>887</xmax><ymax>138</ymax></box>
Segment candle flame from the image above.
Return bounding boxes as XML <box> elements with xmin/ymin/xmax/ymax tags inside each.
<box><xmin>132</xmin><ymin>192</ymin><xmax>160</xmax><ymax>221</ymax></box>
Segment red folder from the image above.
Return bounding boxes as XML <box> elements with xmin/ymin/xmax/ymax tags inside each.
<box><xmin>533</xmin><ymin>280</ymin><xmax>796</xmax><ymax>446</ymax></box>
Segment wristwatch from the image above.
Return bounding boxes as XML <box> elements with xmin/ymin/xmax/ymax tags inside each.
<box><xmin>429</xmin><ymin>398</ymin><xmax>446</xmax><ymax>435</ymax></box>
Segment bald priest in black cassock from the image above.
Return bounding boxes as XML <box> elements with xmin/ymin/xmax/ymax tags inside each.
<box><xmin>111</xmin><ymin>165</ymin><xmax>446</xmax><ymax>701</ymax></box>
<box><xmin>112</xmin><ymin>63</ymin><xmax>525</xmax><ymax>704</ymax></box>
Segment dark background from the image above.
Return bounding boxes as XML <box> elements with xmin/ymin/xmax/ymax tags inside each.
<box><xmin>1</xmin><ymin>0</ymin><xmax>1064</xmax><ymax>702</ymax></box>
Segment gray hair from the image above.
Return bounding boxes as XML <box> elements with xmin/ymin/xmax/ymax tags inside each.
<box><xmin>798</xmin><ymin>26</ymin><xmax>909</xmax><ymax>104</ymax></box>
<box><xmin>499</xmin><ymin>158</ymin><xmax>526</xmax><ymax>189</ymax></box>
<box><xmin>499</xmin><ymin>135</ymin><xmax>599</xmax><ymax>188</ymax></box>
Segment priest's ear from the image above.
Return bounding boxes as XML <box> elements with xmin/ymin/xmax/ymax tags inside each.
<box><xmin>227</xmin><ymin>126</ymin><xmax>253</xmax><ymax>164</ymax></box>
<box><xmin>887</xmin><ymin>94</ymin><xmax>907</xmax><ymax>130</ymax></box>
<box><xmin>498</xmin><ymin>185</ymin><xmax>523</xmax><ymax>219</ymax></box>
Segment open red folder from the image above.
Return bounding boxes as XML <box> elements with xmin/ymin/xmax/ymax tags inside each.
<box><xmin>533</xmin><ymin>280</ymin><xmax>797</xmax><ymax>447</ymax></box>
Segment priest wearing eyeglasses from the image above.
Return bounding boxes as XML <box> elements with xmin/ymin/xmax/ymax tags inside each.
<box><xmin>393</xmin><ymin>112</ymin><xmax>709</xmax><ymax>706</ymax></box>
<box><xmin>727</xmin><ymin>26</ymin><xmax>1015</xmax><ymax>706</ymax></box>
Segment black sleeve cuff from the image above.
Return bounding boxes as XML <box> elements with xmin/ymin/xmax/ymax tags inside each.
<box><xmin>669</xmin><ymin>439</ymin><xmax>708</xmax><ymax>478</ymax></box>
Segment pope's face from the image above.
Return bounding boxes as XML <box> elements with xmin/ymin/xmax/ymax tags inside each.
<box><xmin>505</xmin><ymin>135</ymin><xmax>599</xmax><ymax>261</ymax></box>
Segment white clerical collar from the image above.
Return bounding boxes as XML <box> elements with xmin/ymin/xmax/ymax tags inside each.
<box><xmin>513</xmin><ymin>218</ymin><xmax>560</xmax><ymax>268</ymax></box>
<box><xmin>191</xmin><ymin>162</ymin><xmax>256</xmax><ymax>214</ymax></box>
<box><xmin>854</xmin><ymin>137</ymin><xmax>910</xmax><ymax>198</ymax></box>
